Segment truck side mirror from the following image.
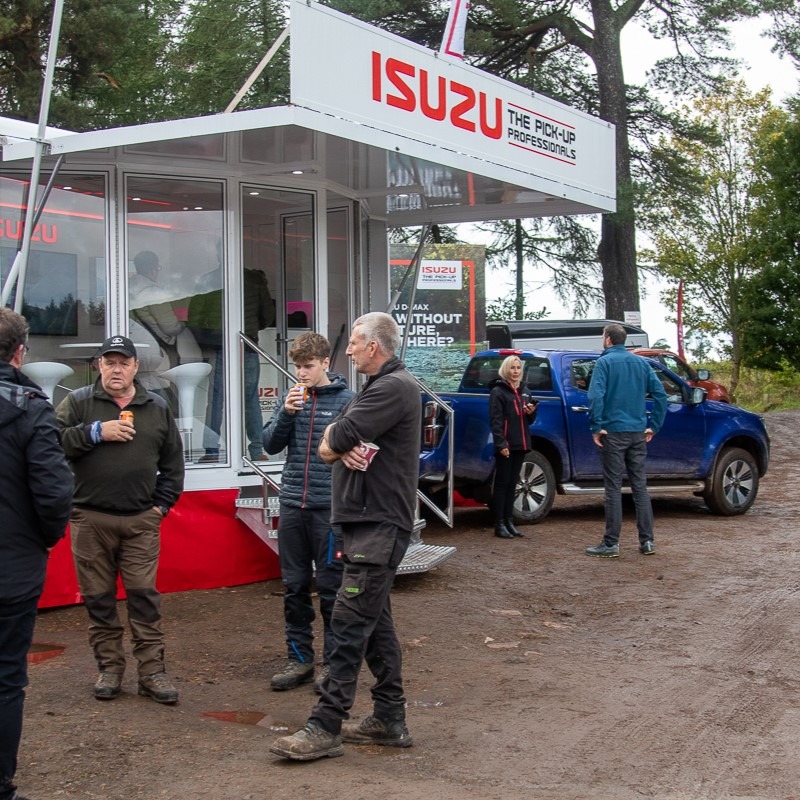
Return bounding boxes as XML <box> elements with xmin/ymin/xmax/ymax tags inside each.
<box><xmin>688</xmin><ymin>386</ymin><xmax>706</xmax><ymax>406</ymax></box>
<box><xmin>696</xmin><ymin>368</ymin><xmax>710</xmax><ymax>380</ymax></box>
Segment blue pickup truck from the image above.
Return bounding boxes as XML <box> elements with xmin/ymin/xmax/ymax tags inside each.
<box><xmin>419</xmin><ymin>349</ymin><xmax>770</xmax><ymax>524</ymax></box>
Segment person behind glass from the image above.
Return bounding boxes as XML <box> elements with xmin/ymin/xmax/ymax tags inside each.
<box><xmin>188</xmin><ymin>250</ymin><xmax>274</xmax><ymax>463</ymax></box>
<box><xmin>489</xmin><ymin>354</ymin><xmax>537</xmax><ymax>539</ymax></box>
<box><xmin>128</xmin><ymin>249</ymin><xmax>184</xmax><ymax>403</ymax></box>
<box><xmin>0</xmin><ymin>308</ymin><xmax>73</xmax><ymax>800</ymax></box>
<box><xmin>270</xmin><ymin>312</ymin><xmax>421</xmax><ymax>761</ymax></box>
<box><xmin>262</xmin><ymin>332</ymin><xmax>355</xmax><ymax>694</ymax></box>
<box><xmin>55</xmin><ymin>336</ymin><xmax>185</xmax><ymax>704</ymax></box>
<box><xmin>585</xmin><ymin>323</ymin><xmax>667</xmax><ymax>558</ymax></box>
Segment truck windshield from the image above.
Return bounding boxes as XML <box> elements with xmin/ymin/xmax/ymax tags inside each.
<box><xmin>462</xmin><ymin>356</ymin><xmax>553</xmax><ymax>392</ymax></box>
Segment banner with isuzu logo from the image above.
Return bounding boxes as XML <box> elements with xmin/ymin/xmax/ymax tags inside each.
<box><xmin>390</xmin><ymin>244</ymin><xmax>486</xmax><ymax>392</ymax></box>
<box><xmin>290</xmin><ymin>0</ymin><xmax>615</xmax><ymax>202</ymax></box>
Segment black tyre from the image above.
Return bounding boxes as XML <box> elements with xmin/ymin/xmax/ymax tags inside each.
<box><xmin>703</xmin><ymin>447</ymin><xmax>759</xmax><ymax>515</ymax></box>
<box><xmin>512</xmin><ymin>450</ymin><xmax>556</xmax><ymax>524</ymax></box>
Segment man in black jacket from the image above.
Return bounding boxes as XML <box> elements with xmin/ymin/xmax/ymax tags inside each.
<box><xmin>0</xmin><ymin>308</ymin><xmax>73</xmax><ymax>800</ymax></box>
<box><xmin>56</xmin><ymin>336</ymin><xmax>184</xmax><ymax>705</ymax></box>
<box><xmin>270</xmin><ymin>312</ymin><xmax>421</xmax><ymax>761</ymax></box>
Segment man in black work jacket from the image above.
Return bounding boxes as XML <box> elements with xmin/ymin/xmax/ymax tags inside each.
<box><xmin>270</xmin><ymin>311</ymin><xmax>421</xmax><ymax>761</ymax></box>
<box><xmin>0</xmin><ymin>307</ymin><xmax>73</xmax><ymax>800</ymax></box>
<box><xmin>56</xmin><ymin>336</ymin><xmax>184</xmax><ymax>705</ymax></box>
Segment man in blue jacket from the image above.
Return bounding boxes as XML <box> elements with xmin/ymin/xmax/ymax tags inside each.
<box><xmin>0</xmin><ymin>308</ymin><xmax>73</xmax><ymax>800</ymax></box>
<box><xmin>586</xmin><ymin>323</ymin><xmax>667</xmax><ymax>557</ymax></box>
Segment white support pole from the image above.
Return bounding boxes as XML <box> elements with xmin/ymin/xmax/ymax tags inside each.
<box><xmin>223</xmin><ymin>25</ymin><xmax>290</xmax><ymax>114</ymax></box>
<box><xmin>3</xmin><ymin>0</ymin><xmax>65</xmax><ymax>312</ymax></box>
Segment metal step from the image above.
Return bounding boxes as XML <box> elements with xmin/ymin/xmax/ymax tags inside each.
<box><xmin>235</xmin><ymin>501</ymin><xmax>453</xmax><ymax>574</ymax></box>
<box><xmin>234</xmin><ymin>496</ymin><xmax>281</xmax><ymax>513</ymax></box>
<box><xmin>396</xmin><ymin>542</ymin><xmax>457</xmax><ymax>575</ymax></box>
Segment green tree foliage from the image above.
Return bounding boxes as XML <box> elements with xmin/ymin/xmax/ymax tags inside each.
<box><xmin>740</xmin><ymin>98</ymin><xmax>800</xmax><ymax>369</ymax></box>
<box><xmin>171</xmin><ymin>0</ymin><xmax>289</xmax><ymax>117</ymax></box>
<box><xmin>0</xmin><ymin>1</ymin><xmax>182</xmax><ymax>129</ymax></box>
<box><xmin>641</xmin><ymin>82</ymin><xmax>784</xmax><ymax>395</ymax></box>
<box><xmin>478</xmin><ymin>216</ymin><xmax>601</xmax><ymax>316</ymax></box>
<box><xmin>324</xmin><ymin>1</ymin><xmax>786</xmax><ymax>320</ymax></box>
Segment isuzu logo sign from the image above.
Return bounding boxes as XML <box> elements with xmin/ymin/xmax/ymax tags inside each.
<box><xmin>290</xmin><ymin>0</ymin><xmax>615</xmax><ymax>204</ymax></box>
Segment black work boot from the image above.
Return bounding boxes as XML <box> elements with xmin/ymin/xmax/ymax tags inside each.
<box><xmin>505</xmin><ymin>518</ymin><xmax>524</xmax><ymax>537</ymax></box>
<box><xmin>494</xmin><ymin>521</ymin><xmax>513</xmax><ymax>538</ymax></box>
<box><xmin>341</xmin><ymin>714</ymin><xmax>414</xmax><ymax>747</ymax></box>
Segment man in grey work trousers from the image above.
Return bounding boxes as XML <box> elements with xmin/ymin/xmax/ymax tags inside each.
<box><xmin>585</xmin><ymin>322</ymin><xmax>667</xmax><ymax>558</ymax></box>
<box><xmin>270</xmin><ymin>311</ymin><xmax>421</xmax><ymax>761</ymax></box>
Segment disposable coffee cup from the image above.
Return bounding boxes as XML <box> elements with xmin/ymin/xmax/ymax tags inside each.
<box><xmin>357</xmin><ymin>441</ymin><xmax>380</xmax><ymax>471</ymax></box>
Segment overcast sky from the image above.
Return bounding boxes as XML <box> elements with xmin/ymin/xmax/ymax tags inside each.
<box><xmin>481</xmin><ymin>15</ymin><xmax>799</xmax><ymax>352</ymax></box>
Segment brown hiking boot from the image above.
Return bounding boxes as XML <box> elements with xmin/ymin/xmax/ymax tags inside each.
<box><xmin>138</xmin><ymin>672</ymin><xmax>179</xmax><ymax>704</ymax></box>
<box><xmin>93</xmin><ymin>672</ymin><xmax>123</xmax><ymax>700</ymax></box>
<box><xmin>269</xmin><ymin>721</ymin><xmax>344</xmax><ymax>761</ymax></box>
<box><xmin>270</xmin><ymin>660</ymin><xmax>314</xmax><ymax>691</ymax></box>
<box><xmin>341</xmin><ymin>714</ymin><xmax>414</xmax><ymax>747</ymax></box>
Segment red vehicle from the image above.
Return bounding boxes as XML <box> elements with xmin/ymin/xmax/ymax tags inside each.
<box><xmin>632</xmin><ymin>349</ymin><xmax>732</xmax><ymax>403</ymax></box>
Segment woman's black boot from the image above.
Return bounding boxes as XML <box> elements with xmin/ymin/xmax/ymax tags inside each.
<box><xmin>505</xmin><ymin>518</ymin><xmax>524</xmax><ymax>537</ymax></box>
<box><xmin>494</xmin><ymin>521</ymin><xmax>514</xmax><ymax>538</ymax></box>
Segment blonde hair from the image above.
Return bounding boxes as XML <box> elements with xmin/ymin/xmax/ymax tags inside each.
<box><xmin>497</xmin><ymin>355</ymin><xmax>521</xmax><ymax>382</ymax></box>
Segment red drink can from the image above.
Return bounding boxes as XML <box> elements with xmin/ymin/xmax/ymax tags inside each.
<box><xmin>119</xmin><ymin>410</ymin><xmax>134</xmax><ymax>426</ymax></box>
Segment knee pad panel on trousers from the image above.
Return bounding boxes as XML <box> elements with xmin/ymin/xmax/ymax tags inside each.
<box><xmin>126</xmin><ymin>588</ymin><xmax>161</xmax><ymax>624</ymax></box>
<box><xmin>83</xmin><ymin>592</ymin><xmax>119</xmax><ymax>627</ymax></box>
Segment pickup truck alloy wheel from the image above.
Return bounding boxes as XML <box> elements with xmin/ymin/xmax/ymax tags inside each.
<box><xmin>703</xmin><ymin>447</ymin><xmax>759</xmax><ymax>515</ymax></box>
<box><xmin>513</xmin><ymin>450</ymin><xmax>556</xmax><ymax>524</ymax></box>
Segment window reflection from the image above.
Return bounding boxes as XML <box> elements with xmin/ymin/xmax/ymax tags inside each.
<box><xmin>0</xmin><ymin>172</ymin><xmax>107</xmax><ymax>405</ymax></box>
<box><xmin>126</xmin><ymin>177</ymin><xmax>223</xmax><ymax>465</ymax></box>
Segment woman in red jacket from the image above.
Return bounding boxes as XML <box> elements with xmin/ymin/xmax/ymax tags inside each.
<box><xmin>489</xmin><ymin>355</ymin><xmax>537</xmax><ymax>538</ymax></box>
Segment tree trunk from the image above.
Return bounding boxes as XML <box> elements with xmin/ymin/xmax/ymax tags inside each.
<box><xmin>591</xmin><ymin>1</ymin><xmax>640</xmax><ymax>320</ymax></box>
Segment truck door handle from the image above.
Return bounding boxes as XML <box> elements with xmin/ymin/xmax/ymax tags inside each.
<box><xmin>570</xmin><ymin>405</ymin><xmax>590</xmax><ymax>412</ymax></box>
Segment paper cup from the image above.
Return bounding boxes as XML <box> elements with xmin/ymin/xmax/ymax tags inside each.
<box><xmin>357</xmin><ymin>441</ymin><xmax>380</xmax><ymax>470</ymax></box>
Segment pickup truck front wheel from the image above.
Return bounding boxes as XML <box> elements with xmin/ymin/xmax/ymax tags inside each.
<box><xmin>513</xmin><ymin>451</ymin><xmax>556</xmax><ymax>524</ymax></box>
<box><xmin>703</xmin><ymin>447</ymin><xmax>760</xmax><ymax>515</ymax></box>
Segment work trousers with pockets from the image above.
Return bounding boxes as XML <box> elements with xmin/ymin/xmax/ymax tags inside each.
<box><xmin>599</xmin><ymin>431</ymin><xmax>654</xmax><ymax>546</ymax></box>
<box><xmin>0</xmin><ymin>593</ymin><xmax>39</xmax><ymax>800</ymax></box>
<box><xmin>310</xmin><ymin>521</ymin><xmax>411</xmax><ymax>735</ymax></box>
<box><xmin>70</xmin><ymin>507</ymin><xmax>166</xmax><ymax>677</ymax></box>
<box><xmin>277</xmin><ymin>505</ymin><xmax>343</xmax><ymax>665</ymax></box>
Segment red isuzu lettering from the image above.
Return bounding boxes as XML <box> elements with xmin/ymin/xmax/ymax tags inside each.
<box><xmin>372</xmin><ymin>51</ymin><xmax>502</xmax><ymax>140</ymax></box>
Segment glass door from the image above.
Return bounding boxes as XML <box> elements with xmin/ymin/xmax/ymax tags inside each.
<box><xmin>240</xmin><ymin>187</ymin><xmax>315</xmax><ymax>461</ymax></box>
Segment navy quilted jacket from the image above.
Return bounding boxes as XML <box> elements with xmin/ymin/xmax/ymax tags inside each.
<box><xmin>262</xmin><ymin>373</ymin><xmax>354</xmax><ymax>509</ymax></box>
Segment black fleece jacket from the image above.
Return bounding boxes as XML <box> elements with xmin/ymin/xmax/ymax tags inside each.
<box><xmin>56</xmin><ymin>377</ymin><xmax>184</xmax><ymax>515</ymax></box>
<box><xmin>327</xmin><ymin>357</ymin><xmax>421</xmax><ymax>532</ymax></box>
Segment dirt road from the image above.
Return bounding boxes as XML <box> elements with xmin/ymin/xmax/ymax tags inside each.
<box><xmin>21</xmin><ymin>411</ymin><xmax>799</xmax><ymax>800</ymax></box>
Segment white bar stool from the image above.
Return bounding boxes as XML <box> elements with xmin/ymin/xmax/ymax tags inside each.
<box><xmin>20</xmin><ymin>362</ymin><xmax>75</xmax><ymax>403</ymax></box>
<box><xmin>161</xmin><ymin>363</ymin><xmax>212</xmax><ymax>459</ymax></box>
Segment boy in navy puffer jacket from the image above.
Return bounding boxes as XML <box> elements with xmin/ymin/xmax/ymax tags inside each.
<box><xmin>263</xmin><ymin>332</ymin><xmax>355</xmax><ymax>692</ymax></box>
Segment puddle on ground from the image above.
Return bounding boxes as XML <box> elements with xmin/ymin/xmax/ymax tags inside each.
<box><xmin>202</xmin><ymin>711</ymin><xmax>289</xmax><ymax>731</ymax></box>
<box><xmin>28</xmin><ymin>643</ymin><xmax>66</xmax><ymax>664</ymax></box>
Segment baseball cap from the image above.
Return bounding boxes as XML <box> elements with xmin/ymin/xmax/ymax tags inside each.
<box><xmin>97</xmin><ymin>335</ymin><xmax>137</xmax><ymax>359</ymax></box>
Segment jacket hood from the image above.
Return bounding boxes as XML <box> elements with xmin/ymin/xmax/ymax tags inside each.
<box><xmin>0</xmin><ymin>360</ymin><xmax>47</xmax><ymax>428</ymax></box>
